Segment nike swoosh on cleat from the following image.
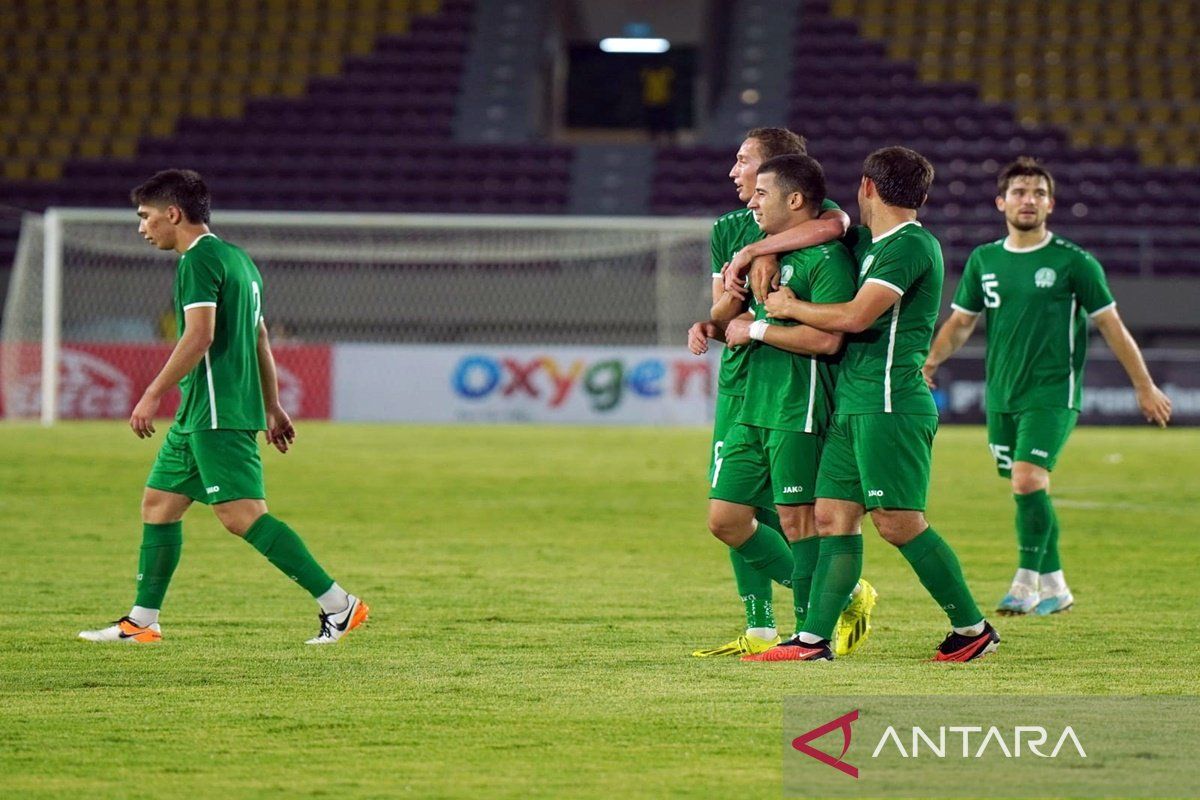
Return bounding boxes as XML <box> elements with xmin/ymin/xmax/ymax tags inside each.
<box><xmin>332</xmin><ymin>601</ymin><xmax>358</xmax><ymax>632</ymax></box>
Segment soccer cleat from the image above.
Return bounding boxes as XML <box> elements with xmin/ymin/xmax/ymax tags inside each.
<box><xmin>742</xmin><ymin>636</ymin><xmax>834</xmax><ymax>662</ymax></box>
<box><xmin>691</xmin><ymin>633</ymin><xmax>780</xmax><ymax>658</ymax></box>
<box><xmin>306</xmin><ymin>595</ymin><xmax>369</xmax><ymax>645</ymax></box>
<box><xmin>934</xmin><ymin>622</ymin><xmax>1000</xmax><ymax>662</ymax></box>
<box><xmin>1034</xmin><ymin>590</ymin><xmax>1074</xmax><ymax>616</ymax></box>
<box><xmin>834</xmin><ymin>578</ymin><xmax>878</xmax><ymax>656</ymax></box>
<box><xmin>996</xmin><ymin>584</ymin><xmax>1039</xmax><ymax>615</ymax></box>
<box><xmin>78</xmin><ymin>616</ymin><xmax>162</xmax><ymax>643</ymax></box>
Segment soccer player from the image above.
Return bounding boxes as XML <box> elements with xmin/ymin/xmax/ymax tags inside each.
<box><xmin>923</xmin><ymin>157</ymin><xmax>1172</xmax><ymax>616</ymax></box>
<box><xmin>749</xmin><ymin>147</ymin><xmax>999</xmax><ymax>662</ymax></box>
<box><xmin>706</xmin><ymin>154</ymin><xmax>861</xmax><ymax>657</ymax></box>
<box><xmin>79</xmin><ymin>169</ymin><xmax>368</xmax><ymax>645</ymax></box>
<box><xmin>687</xmin><ymin>128</ymin><xmax>869</xmax><ymax>658</ymax></box>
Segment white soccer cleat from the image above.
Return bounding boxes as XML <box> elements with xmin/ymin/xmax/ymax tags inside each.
<box><xmin>1034</xmin><ymin>589</ymin><xmax>1074</xmax><ymax>616</ymax></box>
<box><xmin>306</xmin><ymin>595</ymin><xmax>369</xmax><ymax>644</ymax></box>
<box><xmin>78</xmin><ymin>616</ymin><xmax>162</xmax><ymax>643</ymax></box>
<box><xmin>996</xmin><ymin>583</ymin><xmax>1039</xmax><ymax>615</ymax></box>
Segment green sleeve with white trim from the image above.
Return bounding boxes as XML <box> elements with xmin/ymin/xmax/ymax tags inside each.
<box><xmin>1071</xmin><ymin>250</ymin><xmax>1115</xmax><ymax>315</ymax></box>
<box><xmin>178</xmin><ymin>250</ymin><xmax>223</xmax><ymax>308</ymax></box>
<box><xmin>952</xmin><ymin>248</ymin><xmax>985</xmax><ymax>313</ymax></box>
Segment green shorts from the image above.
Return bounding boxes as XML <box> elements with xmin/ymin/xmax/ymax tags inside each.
<box><xmin>816</xmin><ymin>413</ymin><xmax>937</xmax><ymax>511</ymax></box>
<box><xmin>986</xmin><ymin>407</ymin><xmax>1078</xmax><ymax>477</ymax></box>
<box><xmin>709</xmin><ymin>422</ymin><xmax>820</xmax><ymax>507</ymax></box>
<box><xmin>146</xmin><ymin>426</ymin><xmax>265</xmax><ymax>505</ymax></box>
<box><xmin>710</xmin><ymin>393</ymin><xmax>774</xmax><ymax>510</ymax></box>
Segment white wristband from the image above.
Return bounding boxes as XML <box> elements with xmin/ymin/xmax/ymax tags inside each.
<box><xmin>749</xmin><ymin>320</ymin><xmax>769</xmax><ymax>341</ymax></box>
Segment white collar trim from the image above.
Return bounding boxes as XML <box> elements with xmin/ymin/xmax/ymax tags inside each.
<box><xmin>186</xmin><ymin>231</ymin><xmax>217</xmax><ymax>251</ymax></box>
<box><xmin>1003</xmin><ymin>231</ymin><xmax>1053</xmax><ymax>253</ymax></box>
<box><xmin>871</xmin><ymin>220</ymin><xmax>921</xmax><ymax>243</ymax></box>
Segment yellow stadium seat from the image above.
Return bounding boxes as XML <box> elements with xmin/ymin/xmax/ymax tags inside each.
<box><xmin>4</xmin><ymin>160</ymin><xmax>32</xmax><ymax>181</ymax></box>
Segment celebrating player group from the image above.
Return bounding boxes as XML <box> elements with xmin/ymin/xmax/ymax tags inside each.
<box><xmin>688</xmin><ymin>130</ymin><xmax>1170</xmax><ymax>663</ymax></box>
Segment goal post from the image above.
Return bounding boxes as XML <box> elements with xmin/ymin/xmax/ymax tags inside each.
<box><xmin>2</xmin><ymin>209</ymin><xmax>715</xmax><ymax>424</ymax></box>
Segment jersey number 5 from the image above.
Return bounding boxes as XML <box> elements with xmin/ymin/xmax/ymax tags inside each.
<box><xmin>981</xmin><ymin>273</ymin><xmax>1001</xmax><ymax>308</ymax></box>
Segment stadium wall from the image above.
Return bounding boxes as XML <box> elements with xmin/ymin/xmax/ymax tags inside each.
<box><xmin>3</xmin><ymin>342</ymin><xmax>1197</xmax><ymax>426</ymax></box>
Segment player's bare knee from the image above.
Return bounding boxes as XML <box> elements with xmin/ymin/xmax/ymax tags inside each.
<box><xmin>814</xmin><ymin>500</ymin><xmax>859</xmax><ymax>536</ymax></box>
<box><xmin>777</xmin><ymin>505</ymin><xmax>815</xmax><ymax>542</ymax></box>
<box><xmin>814</xmin><ymin>506</ymin><xmax>838</xmax><ymax>535</ymax></box>
<box><xmin>871</xmin><ymin>510</ymin><xmax>926</xmax><ymax>547</ymax></box>
<box><xmin>707</xmin><ymin>503</ymin><xmax>753</xmax><ymax>546</ymax></box>
<box><xmin>213</xmin><ymin>501</ymin><xmax>267</xmax><ymax>538</ymax></box>
<box><xmin>1011</xmin><ymin>463</ymin><xmax>1049</xmax><ymax>495</ymax></box>
<box><xmin>141</xmin><ymin>489</ymin><xmax>189</xmax><ymax>524</ymax></box>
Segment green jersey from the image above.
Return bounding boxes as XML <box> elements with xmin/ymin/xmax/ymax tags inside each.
<box><xmin>836</xmin><ymin>222</ymin><xmax>942</xmax><ymax>416</ymax></box>
<box><xmin>709</xmin><ymin>198</ymin><xmax>842</xmax><ymax>396</ymax></box>
<box><xmin>952</xmin><ymin>233</ymin><xmax>1115</xmax><ymax>412</ymax></box>
<box><xmin>172</xmin><ymin>233</ymin><xmax>267</xmax><ymax>433</ymax></box>
<box><xmin>739</xmin><ymin>242</ymin><xmax>857</xmax><ymax>433</ymax></box>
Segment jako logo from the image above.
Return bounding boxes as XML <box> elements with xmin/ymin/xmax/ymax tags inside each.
<box><xmin>867</xmin><ymin>489</ymin><xmax>884</xmax><ymax>498</ymax></box>
<box><xmin>792</xmin><ymin>709</ymin><xmax>859</xmax><ymax>779</ymax></box>
<box><xmin>451</xmin><ymin>355</ymin><xmax>711</xmax><ymax>412</ymax></box>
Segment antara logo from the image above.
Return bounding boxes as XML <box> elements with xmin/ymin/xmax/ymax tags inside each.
<box><xmin>792</xmin><ymin>710</ymin><xmax>1088</xmax><ymax>780</ymax></box>
<box><xmin>793</xmin><ymin>710</ymin><xmax>859</xmax><ymax>778</ymax></box>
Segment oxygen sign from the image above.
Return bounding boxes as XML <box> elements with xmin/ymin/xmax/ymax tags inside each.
<box><xmin>452</xmin><ymin>354</ymin><xmax>711</xmax><ymax>412</ymax></box>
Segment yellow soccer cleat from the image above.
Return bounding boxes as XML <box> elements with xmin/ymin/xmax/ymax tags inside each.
<box><xmin>834</xmin><ymin>578</ymin><xmax>878</xmax><ymax>657</ymax></box>
<box><xmin>692</xmin><ymin>633</ymin><xmax>781</xmax><ymax>658</ymax></box>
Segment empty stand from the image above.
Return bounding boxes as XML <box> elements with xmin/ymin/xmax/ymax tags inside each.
<box><xmin>651</xmin><ymin>0</ymin><xmax>1200</xmax><ymax>276</ymax></box>
<box><xmin>0</xmin><ymin>0</ymin><xmax>571</xmax><ymax>217</ymax></box>
<box><xmin>839</xmin><ymin>0</ymin><xmax>1200</xmax><ymax>168</ymax></box>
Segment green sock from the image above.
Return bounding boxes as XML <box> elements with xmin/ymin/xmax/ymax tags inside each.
<box><xmin>790</xmin><ymin>537</ymin><xmax>822</xmax><ymax>631</ymax></box>
<box><xmin>802</xmin><ymin>535</ymin><xmax>863</xmax><ymax>640</ymax></box>
<box><xmin>734</xmin><ymin>521</ymin><xmax>794</xmax><ymax>589</ymax></box>
<box><xmin>1014</xmin><ymin>490</ymin><xmax>1053</xmax><ymax>570</ymax></box>
<box><xmin>134</xmin><ymin>522</ymin><xmax>183</xmax><ymax>609</ymax></box>
<box><xmin>729</xmin><ymin>549</ymin><xmax>775</xmax><ymax>630</ymax></box>
<box><xmin>244</xmin><ymin>514</ymin><xmax>335</xmax><ymax>598</ymax></box>
<box><xmin>899</xmin><ymin>526</ymin><xmax>983</xmax><ymax>628</ymax></box>
<box><xmin>728</xmin><ymin>506</ymin><xmax>786</xmax><ymax>629</ymax></box>
<box><xmin>1040</xmin><ymin>499</ymin><xmax>1062</xmax><ymax>573</ymax></box>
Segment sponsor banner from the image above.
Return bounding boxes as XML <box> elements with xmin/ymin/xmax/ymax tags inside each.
<box><xmin>0</xmin><ymin>342</ymin><xmax>331</xmax><ymax>420</ymax></box>
<box><xmin>332</xmin><ymin>344</ymin><xmax>718</xmax><ymax>423</ymax></box>
<box><xmin>932</xmin><ymin>351</ymin><xmax>1200</xmax><ymax>425</ymax></box>
<box><xmin>783</xmin><ymin>696</ymin><xmax>1200</xmax><ymax>798</ymax></box>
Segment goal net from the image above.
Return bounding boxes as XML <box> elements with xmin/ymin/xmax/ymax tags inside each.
<box><xmin>1</xmin><ymin>210</ymin><xmax>714</xmax><ymax>423</ymax></box>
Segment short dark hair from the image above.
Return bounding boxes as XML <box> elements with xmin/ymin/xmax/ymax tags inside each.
<box><xmin>862</xmin><ymin>146</ymin><xmax>934</xmax><ymax>209</ymax></box>
<box><xmin>997</xmin><ymin>156</ymin><xmax>1055</xmax><ymax>197</ymax></box>
<box><xmin>757</xmin><ymin>154</ymin><xmax>827</xmax><ymax>209</ymax></box>
<box><xmin>130</xmin><ymin>169</ymin><xmax>211</xmax><ymax>224</ymax></box>
<box><xmin>746</xmin><ymin>127</ymin><xmax>808</xmax><ymax>159</ymax></box>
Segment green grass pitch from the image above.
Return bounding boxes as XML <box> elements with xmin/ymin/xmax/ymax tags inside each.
<box><xmin>1</xmin><ymin>422</ymin><xmax>1196</xmax><ymax>798</ymax></box>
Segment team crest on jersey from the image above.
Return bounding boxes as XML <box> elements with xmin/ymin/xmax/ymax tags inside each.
<box><xmin>859</xmin><ymin>254</ymin><xmax>875</xmax><ymax>279</ymax></box>
<box><xmin>1034</xmin><ymin>268</ymin><xmax>1057</xmax><ymax>288</ymax></box>
<box><xmin>781</xmin><ymin>264</ymin><xmax>794</xmax><ymax>285</ymax></box>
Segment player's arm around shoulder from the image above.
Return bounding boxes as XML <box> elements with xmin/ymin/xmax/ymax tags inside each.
<box><xmin>753</xmin><ymin>251</ymin><xmax>847</xmax><ymax>356</ymax></box>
